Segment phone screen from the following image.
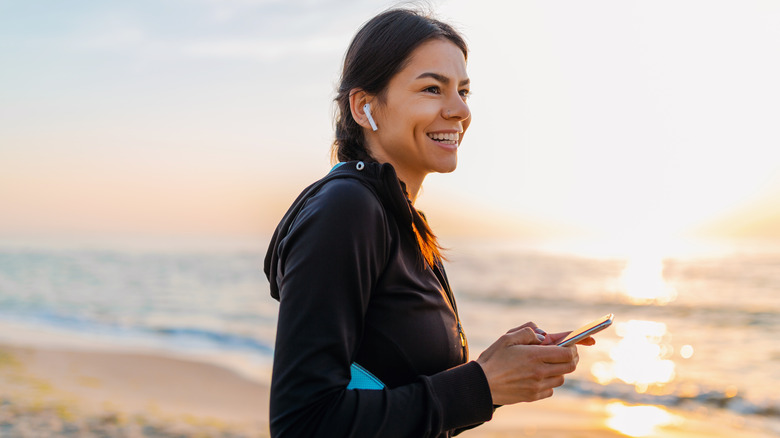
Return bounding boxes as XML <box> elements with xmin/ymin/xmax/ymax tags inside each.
<box><xmin>557</xmin><ymin>313</ymin><xmax>614</xmax><ymax>347</ymax></box>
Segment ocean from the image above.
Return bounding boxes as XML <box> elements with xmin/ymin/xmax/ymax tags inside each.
<box><xmin>0</xmin><ymin>238</ymin><xmax>778</xmax><ymax>436</ymax></box>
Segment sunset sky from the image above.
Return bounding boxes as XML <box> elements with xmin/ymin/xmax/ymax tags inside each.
<box><xmin>2</xmin><ymin>0</ymin><xmax>779</xmax><ymax>250</ymax></box>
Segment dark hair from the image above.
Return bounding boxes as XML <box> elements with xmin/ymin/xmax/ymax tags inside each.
<box><xmin>332</xmin><ymin>8</ymin><xmax>468</xmax><ymax>266</ymax></box>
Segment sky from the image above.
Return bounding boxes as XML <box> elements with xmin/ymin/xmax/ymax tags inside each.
<box><xmin>2</xmin><ymin>0</ymin><xmax>779</xmax><ymax>251</ymax></box>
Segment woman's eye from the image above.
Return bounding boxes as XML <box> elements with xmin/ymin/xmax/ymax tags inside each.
<box><xmin>459</xmin><ymin>89</ymin><xmax>471</xmax><ymax>99</ymax></box>
<box><xmin>423</xmin><ymin>86</ymin><xmax>441</xmax><ymax>94</ymax></box>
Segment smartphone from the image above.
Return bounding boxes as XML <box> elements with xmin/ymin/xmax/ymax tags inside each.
<box><xmin>556</xmin><ymin>313</ymin><xmax>614</xmax><ymax>347</ymax></box>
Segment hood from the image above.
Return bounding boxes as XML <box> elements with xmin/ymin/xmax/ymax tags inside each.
<box><xmin>263</xmin><ymin>161</ymin><xmax>414</xmax><ymax>300</ymax></box>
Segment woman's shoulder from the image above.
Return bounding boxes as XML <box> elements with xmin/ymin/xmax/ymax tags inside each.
<box><xmin>319</xmin><ymin>174</ymin><xmax>380</xmax><ymax>199</ymax></box>
<box><xmin>290</xmin><ymin>176</ymin><xmax>388</xmax><ymax>232</ymax></box>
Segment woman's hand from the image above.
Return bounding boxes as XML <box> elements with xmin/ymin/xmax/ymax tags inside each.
<box><xmin>475</xmin><ymin>323</ymin><xmax>581</xmax><ymax>406</ymax></box>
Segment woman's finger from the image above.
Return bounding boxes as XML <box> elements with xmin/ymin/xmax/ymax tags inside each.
<box><xmin>547</xmin><ymin>331</ymin><xmax>571</xmax><ymax>344</ymax></box>
<box><xmin>506</xmin><ymin>321</ymin><xmax>538</xmax><ymax>334</ymax></box>
<box><xmin>503</xmin><ymin>326</ymin><xmax>545</xmax><ymax>345</ymax></box>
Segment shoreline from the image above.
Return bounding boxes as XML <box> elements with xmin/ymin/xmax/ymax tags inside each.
<box><xmin>0</xmin><ymin>341</ymin><xmax>774</xmax><ymax>437</ymax></box>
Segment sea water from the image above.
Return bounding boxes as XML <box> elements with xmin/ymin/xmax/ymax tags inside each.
<box><xmin>0</xmin><ymin>239</ymin><xmax>777</xmax><ymax>435</ymax></box>
<box><xmin>447</xmin><ymin>238</ymin><xmax>780</xmax><ymax>436</ymax></box>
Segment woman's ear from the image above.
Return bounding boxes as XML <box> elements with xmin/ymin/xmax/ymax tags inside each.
<box><xmin>349</xmin><ymin>89</ymin><xmax>377</xmax><ymax>131</ymax></box>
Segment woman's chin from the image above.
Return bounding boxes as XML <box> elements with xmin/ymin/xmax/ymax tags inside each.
<box><xmin>434</xmin><ymin>156</ymin><xmax>458</xmax><ymax>174</ymax></box>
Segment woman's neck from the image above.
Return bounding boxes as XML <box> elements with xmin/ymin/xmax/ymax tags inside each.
<box><xmin>395</xmin><ymin>171</ymin><xmax>423</xmax><ymax>205</ymax></box>
<box><xmin>365</xmin><ymin>151</ymin><xmax>424</xmax><ymax>205</ymax></box>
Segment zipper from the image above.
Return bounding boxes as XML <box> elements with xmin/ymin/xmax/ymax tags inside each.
<box><xmin>432</xmin><ymin>259</ymin><xmax>468</xmax><ymax>360</ymax></box>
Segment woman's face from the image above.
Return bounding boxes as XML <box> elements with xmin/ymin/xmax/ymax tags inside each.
<box><xmin>366</xmin><ymin>38</ymin><xmax>471</xmax><ymax>186</ymax></box>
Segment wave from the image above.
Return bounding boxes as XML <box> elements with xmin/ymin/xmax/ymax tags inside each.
<box><xmin>564</xmin><ymin>378</ymin><xmax>780</xmax><ymax>418</ymax></box>
<box><xmin>150</xmin><ymin>326</ymin><xmax>274</xmax><ymax>355</ymax></box>
<box><xmin>0</xmin><ymin>311</ymin><xmax>274</xmax><ymax>357</ymax></box>
<box><xmin>456</xmin><ymin>291</ymin><xmax>780</xmax><ymax>325</ymax></box>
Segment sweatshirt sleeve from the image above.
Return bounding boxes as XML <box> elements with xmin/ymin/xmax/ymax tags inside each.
<box><xmin>269</xmin><ymin>179</ymin><xmax>493</xmax><ymax>438</ymax></box>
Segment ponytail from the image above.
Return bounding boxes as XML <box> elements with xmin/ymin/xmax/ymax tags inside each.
<box><xmin>399</xmin><ymin>181</ymin><xmax>445</xmax><ymax>266</ymax></box>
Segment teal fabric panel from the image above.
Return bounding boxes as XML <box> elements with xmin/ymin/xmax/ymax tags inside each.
<box><xmin>347</xmin><ymin>363</ymin><xmax>385</xmax><ymax>390</ymax></box>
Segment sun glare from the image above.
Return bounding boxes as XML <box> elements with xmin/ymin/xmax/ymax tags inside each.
<box><xmin>618</xmin><ymin>254</ymin><xmax>677</xmax><ymax>305</ymax></box>
<box><xmin>605</xmin><ymin>402</ymin><xmax>681</xmax><ymax>437</ymax></box>
<box><xmin>590</xmin><ymin>320</ymin><xmax>676</xmax><ymax>392</ymax></box>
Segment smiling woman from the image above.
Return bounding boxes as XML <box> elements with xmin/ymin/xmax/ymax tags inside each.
<box><xmin>350</xmin><ymin>39</ymin><xmax>472</xmax><ymax>199</ymax></box>
<box><xmin>264</xmin><ymin>7</ymin><xmax>592</xmax><ymax>438</ymax></box>
<box><xmin>330</xmin><ymin>11</ymin><xmax>472</xmax><ymax>267</ymax></box>
<box><xmin>344</xmin><ymin>37</ymin><xmax>471</xmax><ymax>266</ymax></box>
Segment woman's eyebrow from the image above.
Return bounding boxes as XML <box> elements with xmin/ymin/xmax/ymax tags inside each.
<box><xmin>416</xmin><ymin>72</ymin><xmax>470</xmax><ymax>87</ymax></box>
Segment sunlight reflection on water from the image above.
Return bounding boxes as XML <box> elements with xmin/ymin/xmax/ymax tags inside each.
<box><xmin>591</xmin><ymin>320</ymin><xmax>675</xmax><ymax>392</ymax></box>
<box><xmin>596</xmin><ymin>254</ymin><xmax>681</xmax><ymax>394</ymax></box>
<box><xmin>618</xmin><ymin>254</ymin><xmax>677</xmax><ymax>305</ymax></box>
<box><xmin>598</xmin><ymin>255</ymin><xmax>685</xmax><ymax>438</ymax></box>
<box><xmin>605</xmin><ymin>402</ymin><xmax>682</xmax><ymax>437</ymax></box>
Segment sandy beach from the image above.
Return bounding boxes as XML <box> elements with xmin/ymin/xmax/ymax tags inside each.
<box><xmin>0</xmin><ymin>343</ymin><xmax>270</xmax><ymax>437</ymax></box>
<box><xmin>1</xmin><ymin>342</ymin><xmax>773</xmax><ymax>438</ymax></box>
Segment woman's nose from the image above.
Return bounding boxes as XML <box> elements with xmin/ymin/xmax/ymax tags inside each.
<box><xmin>443</xmin><ymin>94</ymin><xmax>470</xmax><ymax>121</ymax></box>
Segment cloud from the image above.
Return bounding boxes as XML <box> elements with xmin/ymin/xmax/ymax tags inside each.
<box><xmin>198</xmin><ymin>0</ymin><xmax>287</xmax><ymax>23</ymax></box>
<box><xmin>76</xmin><ymin>27</ymin><xmax>148</xmax><ymax>50</ymax></box>
<box><xmin>181</xmin><ymin>34</ymin><xmax>350</xmax><ymax>60</ymax></box>
<box><xmin>54</xmin><ymin>0</ymin><xmax>364</xmax><ymax>63</ymax></box>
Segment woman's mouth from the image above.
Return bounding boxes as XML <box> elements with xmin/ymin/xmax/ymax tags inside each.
<box><xmin>427</xmin><ymin>132</ymin><xmax>460</xmax><ymax>145</ymax></box>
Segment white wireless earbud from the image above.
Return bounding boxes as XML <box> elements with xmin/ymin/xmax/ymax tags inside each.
<box><xmin>363</xmin><ymin>103</ymin><xmax>378</xmax><ymax>131</ymax></box>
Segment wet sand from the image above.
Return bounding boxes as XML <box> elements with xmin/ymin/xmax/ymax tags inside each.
<box><xmin>0</xmin><ymin>342</ymin><xmax>770</xmax><ymax>437</ymax></box>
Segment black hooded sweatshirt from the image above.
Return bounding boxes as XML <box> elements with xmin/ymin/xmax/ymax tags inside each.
<box><xmin>264</xmin><ymin>161</ymin><xmax>494</xmax><ymax>437</ymax></box>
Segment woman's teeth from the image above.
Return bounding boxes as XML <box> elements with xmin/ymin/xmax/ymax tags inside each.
<box><xmin>427</xmin><ymin>132</ymin><xmax>459</xmax><ymax>144</ymax></box>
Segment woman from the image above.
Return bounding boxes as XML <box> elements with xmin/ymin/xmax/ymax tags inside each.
<box><xmin>264</xmin><ymin>8</ymin><xmax>592</xmax><ymax>437</ymax></box>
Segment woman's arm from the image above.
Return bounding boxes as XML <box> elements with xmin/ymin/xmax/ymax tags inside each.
<box><xmin>270</xmin><ymin>179</ymin><xmax>493</xmax><ymax>437</ymax></box>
